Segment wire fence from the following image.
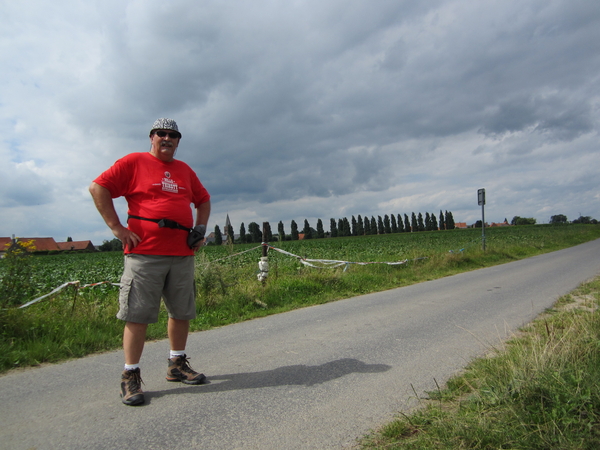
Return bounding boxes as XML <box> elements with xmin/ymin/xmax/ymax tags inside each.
<box><xmin>13</xmin><ymin>237</ymin><xmax>483</xmax><ymax>309</ymax></box>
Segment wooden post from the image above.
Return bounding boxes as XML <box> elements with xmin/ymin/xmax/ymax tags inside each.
<box><xmin>257</xmin><ymin>222</ymin><xmax>269</xmax><ymax>284</ymax></box>
<box><xmin>262</xmin><ymin>222</ymin><xmax>268</xmax><ymax>257</ymax></box>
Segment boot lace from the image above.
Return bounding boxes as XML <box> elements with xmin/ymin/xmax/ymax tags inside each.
<box><xmin>127</xmin><ymin>370</ymin><xmax>144</xmax><ymax>393</ymax></box>
<box><xmin>178</xmin><ymin>355</ymin><xmax>198</xmax><ymax>375</ymax></box>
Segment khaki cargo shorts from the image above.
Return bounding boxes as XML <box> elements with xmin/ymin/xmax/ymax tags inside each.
<box><xmin>117</xmin><ymin>254</ymin><xmax>196</xmax><ymax>324</ymax></box>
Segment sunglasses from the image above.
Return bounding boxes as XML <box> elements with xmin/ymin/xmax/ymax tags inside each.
<box><xmin>154</xmin><ymin>130</ymin><xmax>181</xmax><ymax>139</ymax></box>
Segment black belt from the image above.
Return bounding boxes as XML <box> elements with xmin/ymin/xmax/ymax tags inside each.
<box><xmin>127</xmin><ymin>215</ymin><xmax>191</xmax><ymax>232</ymax></box>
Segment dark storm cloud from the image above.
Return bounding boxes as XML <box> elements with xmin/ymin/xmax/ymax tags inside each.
<box><xmin>480</xmin><ymin>93</ymin><xmax>594</xmax><ymax>140</ymax></box>
<box><xmin>72</xmin><ymin>0</ymin><xmax>600</xmax><ymax>180</ymax></box>
<box><xmin>2</xmin><ymin>0</ymin><xmax>600</xmax><ymax>240</ymax></box>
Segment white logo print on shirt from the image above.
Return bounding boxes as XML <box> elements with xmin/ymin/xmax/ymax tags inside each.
<box><xmin>161</xmin><ymin>171</ymin><xmax>178</xmax><ymax>193</ymax></box>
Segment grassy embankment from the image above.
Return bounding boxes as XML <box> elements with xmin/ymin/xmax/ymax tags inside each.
<box><xmin>360</xmin><ymin>275</ymin><xmax>600</xmax><ymax>449</ymax></box>
<box><xmin>1</xmin><ymin>224</ymin><xmax>599</xmax><ymax>374</ymax></box>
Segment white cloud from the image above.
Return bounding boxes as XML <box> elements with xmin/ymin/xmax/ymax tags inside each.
<box><xmin>1</xmin><ymin>0</ymin><xmax>599</xmax><ymax>242</ymax></box>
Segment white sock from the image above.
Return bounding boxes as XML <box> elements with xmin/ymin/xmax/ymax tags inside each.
<box><xmin>124</xmin><ymin>363</ymin><xmax>139</xmax><ymax>371</ymax></box>
<box><xmin>170</xmin><ymin>350</ymin><xmax>186</xmax><ymax>359</ymax></box>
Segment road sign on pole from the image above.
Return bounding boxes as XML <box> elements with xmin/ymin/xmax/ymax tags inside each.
<box><xmin>478</xmin><ymin>188</ymin><xmax>486</xmax><ymax>206</ymax></box>
<box><xmin>478</xmin><ymin>189</ymin><xmax>486</xmax><ymax>251</ymax></box>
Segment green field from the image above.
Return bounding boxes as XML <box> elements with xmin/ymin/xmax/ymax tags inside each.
<box><xmin>12</xmin><ymin>224</ymin><xmax>595</xmax><ymax>298</ymax></box>
<box><xmin>1</xmin><ymin>224</ymin><xmax>599</xmax><ymax>373</ymax></box>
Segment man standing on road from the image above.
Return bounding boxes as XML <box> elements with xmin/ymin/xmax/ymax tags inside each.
<box><xmin>89</xmin><ymin>118</ymin><xmax>211</xmax><ymax>406</ymax></box>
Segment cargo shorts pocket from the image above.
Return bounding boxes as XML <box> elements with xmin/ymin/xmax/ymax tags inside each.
<box><xmin>116</xmin><ymin>275</ymin><xmax>133</xmax><ymax>321</ymax></box>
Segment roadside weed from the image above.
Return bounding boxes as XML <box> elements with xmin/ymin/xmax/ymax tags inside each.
<box><xmin>361</xmin><ymin>279</ymin><xmax>600</xmax><ymax>449</ymax></box>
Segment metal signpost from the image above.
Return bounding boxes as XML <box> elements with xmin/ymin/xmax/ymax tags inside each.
<box><xmin>478</xmin><ymin>188</ymin><xmax>486</xmax><ymax>251</ymax></box>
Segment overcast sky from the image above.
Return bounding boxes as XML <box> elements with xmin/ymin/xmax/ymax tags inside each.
<box><xmin>2</xmin><ymin>0</ymin><xmax>599</xmax><ymax>244</ymax></box>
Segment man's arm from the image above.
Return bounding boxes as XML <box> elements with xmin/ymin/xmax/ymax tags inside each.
<box><xmin>192</xmin><ymin>200</ymin><xmax>211</xmax><ymax>251</ymax></box>
<box><xmin>195</xmin><ymin>200</ymin><xmax>211</xmax><ymax>227</ymax></box>
<box><xmin>89</xmin><ymin>182</ymin><xmax>141</xmax><ymax>251</ymax></box>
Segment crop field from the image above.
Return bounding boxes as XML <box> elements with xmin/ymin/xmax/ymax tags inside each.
<box><xmin>2</xmin><ymin>224</ymin><xmax>600</xmax><ymax>305</ymax></box>
<box><xmin>1</xmin><ymin>224</ymin><xmax>599</xmax><ymax>372</ymax></box>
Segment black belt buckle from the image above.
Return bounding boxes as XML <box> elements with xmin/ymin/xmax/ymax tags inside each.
<box><xmin>158</xmin><ymin>219</ymin><xmax>179</xmax><ymax>229</ymax></box>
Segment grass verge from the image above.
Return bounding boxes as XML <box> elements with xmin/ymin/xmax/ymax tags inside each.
<box><xmin>359</xmin><ymin>277</ymin><xmax>600</xmax><ymax>450</ymax></box>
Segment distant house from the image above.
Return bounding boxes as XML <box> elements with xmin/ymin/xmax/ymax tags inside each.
<box><xmin>0</xmin><ymin>237</ymin><xmax>14</xmax><ymax>252</ymax></box>
<box><xmin>205</xmin><ymin>232</ymin><xmax>237</xmax><ymax>244</ymax></box>
<box><xmin>11</xmin><ymin>237</ymin><xmax>60</xmax><ymax>253</ymax></box>
<box><xmin>1</xmin><ymin>236</ymin><xmax>59</xmax><ymax>257</ymax></box>
<box><xmin>206</xmin><ymin>231</ymin><xmax>244</xmax><ymax>244</ymax></box>
<box><xmin>56</xmin><ymin>240</ymin><xmax>96</xmax><ymax>252</ymax></box>
<box><xmin>490</xmin><ymin>220</ymin><xmax>511</xmax><ymax>227</ymax></box>
<box><xmin>1</xmin><ymin>236</ymin><xmax>96</xmax><ymax>257</ymax></box>
<box><xmin>454</xmin><ymin>222</ymin><xmax>468</xmax><ymax>229</ymax></box>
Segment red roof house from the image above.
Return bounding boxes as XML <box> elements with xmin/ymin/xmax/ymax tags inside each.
<box><xmin>27</xmin><ymin>238</ymin><xmax>61</xmax><ymax>252</ymax></box>
<box><xmin>57</xmin><ymin>241</ymin><xmax>96</xmax><ymax>251</ymax></box>
<box><xmin>1</xmin><ymin>237</ymin><xmax>58</xmax><ymax>257</ymax></box>
<box><xmin>1</xmin><ymin>237</ymin><xmax>96</xmax><ymax>256</ymax></box>
<box><xmin>490</xmin><ymin>220</ymin><xmax>511</xmax><ymax>227</ymax></box>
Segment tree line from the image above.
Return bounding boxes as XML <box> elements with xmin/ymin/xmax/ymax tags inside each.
<box><xmin>96</xmin><ymin>211</ymin><xmax>597</xmax><ymax>249</ymax></box>
<box><xmin>211</xmin><ymin>210</ymin><xmax>457</xmax><ymax>245</ymax></box>
<box><xmin>511</xmin><ymin>215</ymin><xmax>598</xmax><ymax>226</ymax></box>
<box><xmin>549</xmin><ymin>214</ymin><xmax>598</xmax><ymax>225</ymax></box>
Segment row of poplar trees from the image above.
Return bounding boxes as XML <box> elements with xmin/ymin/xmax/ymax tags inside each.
<box><xmin>214</xmin><ymin>210</ymin><xmax>456</xmax><ymax>245</ymax></box>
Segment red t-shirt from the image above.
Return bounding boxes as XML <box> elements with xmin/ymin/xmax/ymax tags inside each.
<box><xmin>94</xmin><ymin>152</ymin><xmax>210</xmax><ymax>256</ymax></box>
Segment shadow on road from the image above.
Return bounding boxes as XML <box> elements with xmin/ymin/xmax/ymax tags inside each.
<box><xmin>145</xmin><ymin>358</ymin><xmax>391</xmax><ymax>402</ymax></box>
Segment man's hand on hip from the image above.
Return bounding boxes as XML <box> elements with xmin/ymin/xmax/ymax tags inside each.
<box><xmin>113</xmin><ymin>224</ymin><xmax>141</xmax><ymax>251</ymax></box>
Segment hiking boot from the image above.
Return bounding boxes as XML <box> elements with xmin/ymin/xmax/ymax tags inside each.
<box><xmin>166</xmin><ymin>354</ymin><xmax>207</xmax><ymax>385</ymax></box>
<box><xmin>121</xmin><ymin>368</ymin><xmax>145</xmax><ymax>406</ymax></box>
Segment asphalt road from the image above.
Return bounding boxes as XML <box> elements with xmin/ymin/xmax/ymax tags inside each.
<box><xmin>2</xmin><ymin>239</ymin><xmax>600</xmax><ymax>450</ymax></box>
